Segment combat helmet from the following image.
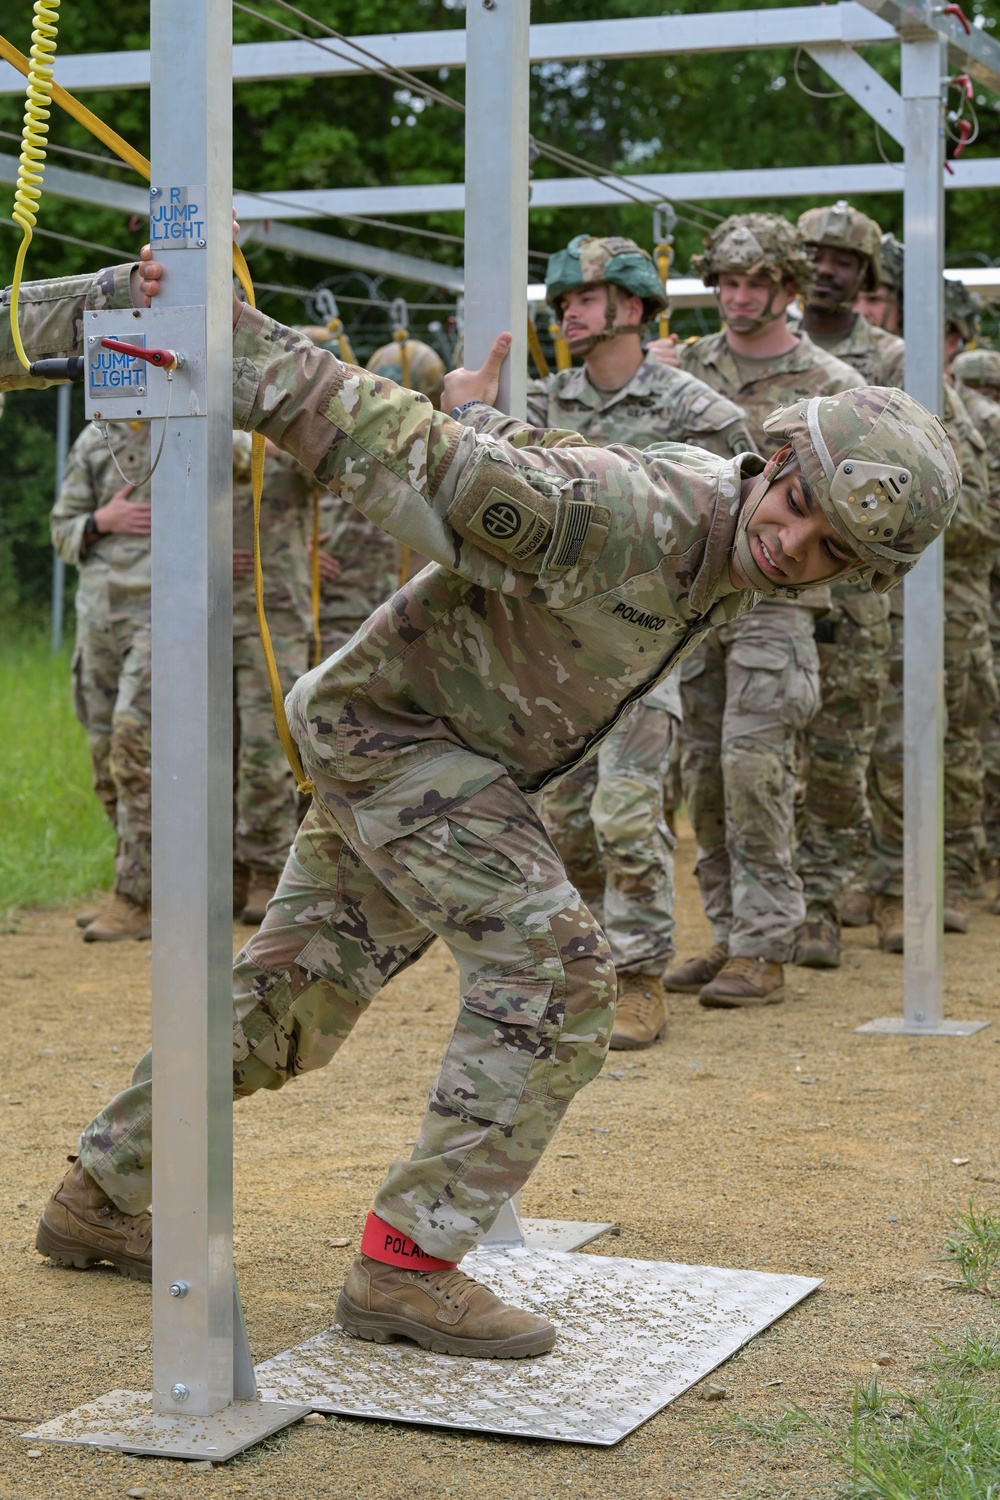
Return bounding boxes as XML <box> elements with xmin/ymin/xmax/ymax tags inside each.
<box><xmin>545</xmin><ymin>234</ymin><xmax>668</xmax><ymax>353</ymax></box>
<box><xmin>366</xmin><ymin>338</ymin><xmax>446</xmax><ymax>406</ymax></box>
<box><xmin>943</xmin><ymin>277</ymin><xmax>980</xmax><ymax>343</ymax></box>
<box><xmin>879</xmin><ymin>234</ymin><xmax>904</xmax><ymax>293</ymax></box>
<box><xmin>733</xmin><ymin>386</ymin><xmax>960</xmax><ymax>598</ymax></box>
<box><xmin>691</xmin><ymin>213</ymin><xmax>812</xmax><ymax>333</ymax></box>
<box><xmin>797</xmin><ymin>201</ymin><xmax>882</xmax><ymax>296</ymax></box>
<box><xmin>952</xmin><ymin>348</ymin><xmax>1000</xmax><ymax>392</ymax></box>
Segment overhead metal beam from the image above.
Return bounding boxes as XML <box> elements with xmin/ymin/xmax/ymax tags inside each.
<box><xmin>856</xmin><ymin>0</ymin><xmax>1000</xmax><ymax>96</ymax></box>
<box><xmin>804</xmin><ymin>43</ymin><xmax>905</xmax><ymax>145</ymax></box>
<box><xmin>0</xmin><ymin>152</ymin><xmax>147</xmax><ymax>214</ymax></box>
<box><xmin>237</xmin><ymin>219</ymin><xmax>464</xmax><ymax>292</ymax></box>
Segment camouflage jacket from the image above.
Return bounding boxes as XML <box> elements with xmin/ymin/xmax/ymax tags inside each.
<box><xmin>525</xmin><ymin>353</ymin><xmax>752</xmax><ymax>460</ymax></box>
<box><xmin>230</xmin><ymin>306</ymin><xmax>762</xmax><ymax>797</ymax></box>
<box><xmin>1</xmin><ymin>264</ymin><xmax>134</xmax><ymax>389</ymax></box>
<box><xmin>805</xmin><ymin>313</ymin><xmax>905</xmax><ymax>388</ymax></box>
<box><xmin>678</xmin><ymin>328</ymin><xmax>862</xmax><ymax>611</ymax></box>
<box><xmin>940</xmin><ymin>383</ymin><xmax>993</xmax><ymax>626</ymax></box>
<box><xmin>317</xmin><ymin>493</ymin><xmax>401</xmax><ymax>628</ymax></box>
<box><xmin>232</xmin><ymin>432</ymin><xmax>316</xmax><ymax>638</ymax></box>
<box><xmin>952</xmin><ymin>380</ymin><xmax>1000</xmax><ymax>552</ymax></box>
<box><xmin>50</xmin><ymin>420</ymin><xmax>152</xmax><ymax>627</ymax></box>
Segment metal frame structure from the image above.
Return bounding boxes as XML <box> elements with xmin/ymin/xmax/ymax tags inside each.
<box><xmin>18</xmin><ymin>0</ymin><xmax>1000</xmax><ymax>1469</ymax></box>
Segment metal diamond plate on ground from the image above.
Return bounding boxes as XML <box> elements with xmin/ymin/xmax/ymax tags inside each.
<box><xmin>21</xmin><ymin>1392</ymin><xmax>309</xmax><ymax>1460</ymax></box>
<box><xmin>256</xmin><ymin>1248</ymin><xmax>820</xmax><ymax>1445</ymax></box>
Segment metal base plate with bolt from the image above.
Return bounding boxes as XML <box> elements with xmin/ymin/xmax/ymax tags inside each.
<box><xmin>479</xmin><ymin>1195</ymin><xmax>617</xmax><ymax>1253</ymax></box>
<box><xmin>20</xmin><ymin>1393</ymin><xmax>309</xmax><ymax>1463</ymax></box>
<box><xmin>856</xmin><ymin>1016</ymin><xmax>990</xmax><ymax>1037</ymax></box>
<box><xmin>256</xmin><ymin>1247</ymin><xmax>820</xmax><ymax>1446</ymax></box>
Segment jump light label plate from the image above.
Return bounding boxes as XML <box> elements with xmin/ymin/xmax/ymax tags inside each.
<box><xmin>149</xmin><ymin>184</ymin><xmax>208</xmax><ymax>249</ymax></box>
<box><xmin>257</xmin><ymin>1247</ymin><xmax>820</xmax><ymax>1446</ymax></box>
<box><xmin>83</xmin><ymin>307</ymin><xmax>208</xmax><ymax>421</ymax></box>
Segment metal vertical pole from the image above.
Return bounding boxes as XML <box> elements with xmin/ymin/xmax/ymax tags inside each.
<box><xmin>463</xmin><ymin>0</ymin><xmax>530</xmax><ymax>419</ymax></box>
<box><xmin>50</xmin><ymin>382</ymin><xmax>70</xmax><ymax>654</ymax></box>
<box><xmin>149</xmin><ymin>0</ymin><xmax>235</xmax><ymax>1416</ymax></box>
<box><xmin>901</xmin><ymin>37</ymin><xmax>945</xmax><ymax>1029</ymax></box>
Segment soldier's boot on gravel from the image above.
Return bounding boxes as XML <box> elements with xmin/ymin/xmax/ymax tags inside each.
<box><xmin>336</xmin><ymin>1255</ymin><xmax>556</xmax><ymax>1360</ymax></box>
<box><xmin>35</xmin><ymin>1158</ymin><xmax>152</xmax><ymax>1281</ymax></box>
<box><xmin>874</xmin><ymin>895</ymin><xmax>904</xmax><ymax>953</ymax></box>
<box><xmin>943</xmin><ymin>883</ymin><xmax>970</xmax><ymax>934</ymax></box>
<box><xmin>82</xmin><ymin>892</ymin><xmax>152</xmax><ymax>943</ymax></box>
<box><xmin>839</xmin><ymin>889</ymin><xmax>874</xmax><ymax>928</ymax></box>
<box><xmin>239</xmin><ymin>869</ymin><xmax>277</xmax><ymax>926</ymax></box>
<box><xmin>609</xmin><ymin>976</ymin><xmax>668</xmax><ymax>1050</ymax></box>
<box><xmin>75</xmin><ymin>908</ymin><xmax>99</xmax><ymax>929</ymax></box>
<box><xmin>698</xmin><ymin>956</ymin><xmax>785</xmax><ymax>1008</ymax></box>
<box><xmin>663</xmin><ymin>942</ymin><xmax>729</xmax><ymax>994</ymax></box>
<box><xmin>794</xmin><ymin>918</ymin><xmax>841</xmax><ymax>969</ymax></box>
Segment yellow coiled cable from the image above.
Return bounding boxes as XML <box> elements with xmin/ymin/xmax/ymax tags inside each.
<box><xmin>0</xmin><ymin>26</ymin><xmax>313</xmax><ymax>795</ymax></box>
<box><xmin>8</xmin><ymin>0</ymin><xmax>60</xmax><ymax>370</ymax></box>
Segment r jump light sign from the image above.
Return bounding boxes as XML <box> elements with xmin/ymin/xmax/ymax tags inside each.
<box><xmin>149</xmin><ymin>184</ymin><xmax>208</xmax><ymax>248</ymax></box>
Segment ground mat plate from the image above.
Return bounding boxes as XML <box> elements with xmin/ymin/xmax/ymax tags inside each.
<box><xmin>256</xmin><ymin>1246</ymin><xmax>820</xmax><ymax>1445</ymax></box>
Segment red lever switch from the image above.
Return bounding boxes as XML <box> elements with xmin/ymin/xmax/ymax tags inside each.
<box><xmin>100</xmin><ymin>337</ymin><xmax>183</xmax><ymax>370</ymax></box>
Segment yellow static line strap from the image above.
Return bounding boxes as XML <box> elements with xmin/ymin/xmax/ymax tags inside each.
<box><xmin>311</xmin><ymin>493</ymin><xmax>322</xmax><ymax>668</ymax></box>
<box><xmin>655</xmin><ymin>244</ymin><xmax>672</xmax><ymax>340</ymax></box>
<box><xmin>0</xmin><ymin>27</ymin><xmax>312</xmax><ymax>794</ymax></box>
<box><xmin>549</xmin><ymin>321</ymin><xmax>571</xmax><ymax>372</ymax></box>
<box><xmin>526</xmin><ymin>317</ymin><xmax>549</xmax><ymax>379</ymax></box>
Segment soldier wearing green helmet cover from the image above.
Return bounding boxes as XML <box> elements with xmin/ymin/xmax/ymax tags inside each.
<box><xmin>650</xmin><ymin>212</ymin><xmax>863</xmax><ymax>1005</ymax></box>
<box><xmin>951</xmin><ymin>351</ymin><xmax>1000</xmax><ymax>917</ymax></box>
<box><xmin>855</xmin><ymin>233</ymin><xmax>905</xmax><ymax>338</ymax></box>
<box><xmin>531</xmin><ymin>233</ymin><xmax>754</xmax><ymax>1049</ymax></box>
<box><xmin>0</xmin><ymin>256</ymin><xmax>959</xmax><ymax>1360</ymax></box>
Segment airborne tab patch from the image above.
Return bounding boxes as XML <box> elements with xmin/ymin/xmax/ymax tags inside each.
<box><xmin>447</xmin><ymin>460</ymin><xmax>557</xmax><ymax>565</ymax></box>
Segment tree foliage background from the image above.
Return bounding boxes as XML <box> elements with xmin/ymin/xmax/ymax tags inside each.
<box><xmin>2</xmin><ymin>0</ymin><xmax>999</xmax><ymax>621</ymax></box>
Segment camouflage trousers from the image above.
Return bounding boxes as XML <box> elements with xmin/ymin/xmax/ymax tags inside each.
<box><xmin>869</xmin><ymin>611</ymin><xmax>1000</xmax><ymax>895</ymax></box>
<box><xmin>985</xmin><ymin>572</ymin><xmax>1000</xmax><ymax>864</ymax></box>
<box><xmin>71</xmin><ymin>612</ymin><xmax>152</xmax><ymax>905</ymax></box>
<box><xmin>541</xmin><ymin>678</ymin><xmax>681</xmax><ymax>977</ymax></box>
<box><xmin>679</xmin><ymin>605</ymin><xmax>821</xmax><ymax>962</ymax></box>
<box><xmin>796</xmin><ymin>607</ymin><xmax>892</xmax><ymax>925</ymax></box>
<box><xmin>79</xmin><ymin>750</ymin><xmax>615</xmax><ymax>1259</ymax></box>
<box><xmin>233</xmin><ymin>628</ymin><xmax>309</xmax><ymax>874</ymax></box>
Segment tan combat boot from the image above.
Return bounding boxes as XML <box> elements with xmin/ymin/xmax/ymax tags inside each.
<box><xmin>794</xmin><ymin>918</ymin><xmax>841</xmax><ymax>969</ymax></box>
<box><xmin>36</xmin><ymin>1158</ymin><xmax>152</xmax><ymax>1281</ymax></box>
<box><xmin>874</xmin><ymin>894</ymin><xmax>904</xmax><ymax>953</ymax></box>
<box><xmin>943</xmin><ymin>882</ymin><xmax>970</xmax><ymax>934</ymax></box>
<box><xmin>82</xmin><ymin>892</ymin><xmax>152</xmax><ymax>942</ymax></box>
<box><xmin>336</xmin><ymin>1254</ymin><xmax>555</xmax><ymax>1359</ymax></box>
<box><xmin>699</xmin><ymin>955</ymin><xmax>785</xmax><ymax>1008</ymax></box>
<box><xmin>663</xmin><ymin>942</ymin><xmax>729</xmax><ymax>994</ymax></box>
<box><xmin>75</xmin><ymin>908</ymin><xmax>98</xmax><ymax>929</ymax></box>
<box><xmin>839</xmin><ymin>889</ymin><xmax>874</xmax><ymax>928</ymax></box>
<box><xmin>610</xmin><ymin>976</ymin><xmax>668</xmax><ymax>1050</ymax></box>
<box><xmin>239</xmin><ymin>869</ymin><xmax>277</xmax><ymax>926</ymax></box>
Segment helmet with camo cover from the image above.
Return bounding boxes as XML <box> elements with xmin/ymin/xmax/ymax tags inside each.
<box><xmin>545</xmin><ymin>234</ymin><xmax>667</xmax><ymax>353</ymax></box>
<box><xmin>952</xmin><ymin>348</ymin><xmax>1000</xmax><ymax>391</ymax></box>
<box><xmin>733</xmin><ymin>386</ymin><xmax>960</xmax><ymax>598</ymax></box>
<box><xmin>797</xmin><ymin>200</ymin><xmax>882</xmax><ymax>296</ymax></box>
<box><xmin>366</xmin><ymin>338</ymin><xmax>446</xmax><ymax>406</ymax></box>
<box><xmin>943</xmin><ymin>277</ymin><xmax>980</xmax><ymax>343</ymax></box>
<box><xmin>878</xmin><ymin>233</ymin><xmax>904</xmax><ymax>294</ymax></box>
<box><xmin>691</xmin><ymin>213</ymin><xmax>812</xmax><ymax>333</ymax></box>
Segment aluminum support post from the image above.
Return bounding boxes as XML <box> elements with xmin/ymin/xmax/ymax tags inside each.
<box><xmin>50</xmin><ymin>382</ymin><xmax>70</xmax><ymax>654</ymax></box>
<box><xmin>462</xmin><ymin>0</ymin><xmax>529</xmax><ymax>418</ymax></box>
<box><xmin>857</xmin><ymin>35</ymin><xmax>987</xmax><ymax>1038</ymax></box>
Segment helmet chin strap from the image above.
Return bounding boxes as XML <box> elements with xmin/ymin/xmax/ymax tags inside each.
<box><xmin>563</xmin><ymin>282</ymin><xmax>647</xmax><ymax>357</ymax></box>
<box><xmin>733</xmin><ymin>445</ymin><xmax>866</xmax><ymax>597</ymax></box>
<box><xmin>805</xmin><ymin>261</ymin><xmax>867</xmax><ymax>317</ymax></box>
<box><xmin>718</xmin><ymin>278</ymin><xmax>785</xmax><ymax>336</ymax></box>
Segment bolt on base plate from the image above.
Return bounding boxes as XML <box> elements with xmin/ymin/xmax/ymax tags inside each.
<box><xmin>21</xmin><ymin>1393</ymin><xmax>310</xmax><ymax>1462</ymax></box>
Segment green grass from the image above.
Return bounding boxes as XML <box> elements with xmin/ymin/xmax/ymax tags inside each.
<box><xmin>0</xmin><ymin>632</ymin><xmax>114</xmax><ymax>911</ymax></box>
<box><xmin>943</xmin><ymin>1202</ymin><xmax>1000</xmax><ymax>1299</ymax></box>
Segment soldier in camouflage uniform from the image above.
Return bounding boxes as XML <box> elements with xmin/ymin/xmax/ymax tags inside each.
<box><xmin>532</xmin><ymin>235</ymin><xmax>752</xmax><ymax>1048</ymax></box>
<box><xmin>4</xmin><ymin>261</ymin><xmax>957</xmax><ymax>1356</ymax></box>
<box><xmin>650</xmin><ymin>214</ymin><xmax>861</xmax><ymax>1004</ymax></box>
<box><xmin>231</xmin><ymin>432</ymin><xmax>318</xmax><ymax>923</ymax></box>
<box><xmin>50</xmin><ymin>421</ymin><xmax>154</xmax><ymax>941</ymax></box>
<box><xmin>865</xmin><ymin>274</ymin><xmax>1000</xmax><ymax>945</ymax></box>
<box><xmin>788</xmin><ymin>204</ymin><xmax>903</xmax><ymax>966</ymax></box>
<box><xmin>953</xmin><ymin>347</ymin><xmax>1000</xmax><ymax>913</ymax></box>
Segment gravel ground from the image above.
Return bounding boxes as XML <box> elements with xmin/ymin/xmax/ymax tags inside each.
<box><xmin>0</xmin><ymin>820</ymin><xmax>998</xmax><ymax>1499</ymax></box>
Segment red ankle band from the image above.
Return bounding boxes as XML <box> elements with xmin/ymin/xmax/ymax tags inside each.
<box><xmin>360</xmin><ymin>1212</ymin><xmax>458</xmax><ymax>1272</ymax></box>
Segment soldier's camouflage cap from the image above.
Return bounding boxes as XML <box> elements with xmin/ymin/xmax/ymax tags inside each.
<box><xmin>367</xmin><ymin>339</ymin><xmax>446</xmax><ymax>405</ymax></box>
<box><xmin>759</xmin><ymin>386</ymin><xmax>960</xmax><ymax>594</ymax></box>
<box><xmin>545</xmin><ymin>234</ymin><xmax>668</xmax><ymax>316</ymax></box>
<box><xmin>943</xmin><ymin>277</ymin><xmax>980</xmax><ymax>341</ymax></box>
<box><xmin>952</xmin><ymin>348</ymin><xmax>1000</xmax><ymax>389</ymax></box>
<box><xmin>690</xmin><ymin>213</ymin><xmax>813</xmax><ymax>293</ymax></box>
<box><xmin>797</xmin><ymin>201</ymin><xmax>882</xmax><ymax>291</ymax></box>
<box><xmin>878</xmin><ymin>234</ymin><xmax>904</xmax><ymax>293</ymax></box>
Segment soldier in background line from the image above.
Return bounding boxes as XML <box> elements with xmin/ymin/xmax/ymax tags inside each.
<box><xmin>952</xmin><ymin>346</ymin><xmax>1000</xmax><ymax>915</ymax></box>
<box><xmin>530</xmin><ymin>233</ymin><xmax>752</xmax><ymax>1049</ymax></box>
<box><xmin>649</xmin><ymin>213</ymin><xmax>860</xmax><ymax>1006</ymax></box>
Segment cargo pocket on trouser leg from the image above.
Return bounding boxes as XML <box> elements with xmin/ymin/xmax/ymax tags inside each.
<box><xmin>434</xmin><ymin>975</ymin><xmax>553</xmax><ymax>1126</ymax></box>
